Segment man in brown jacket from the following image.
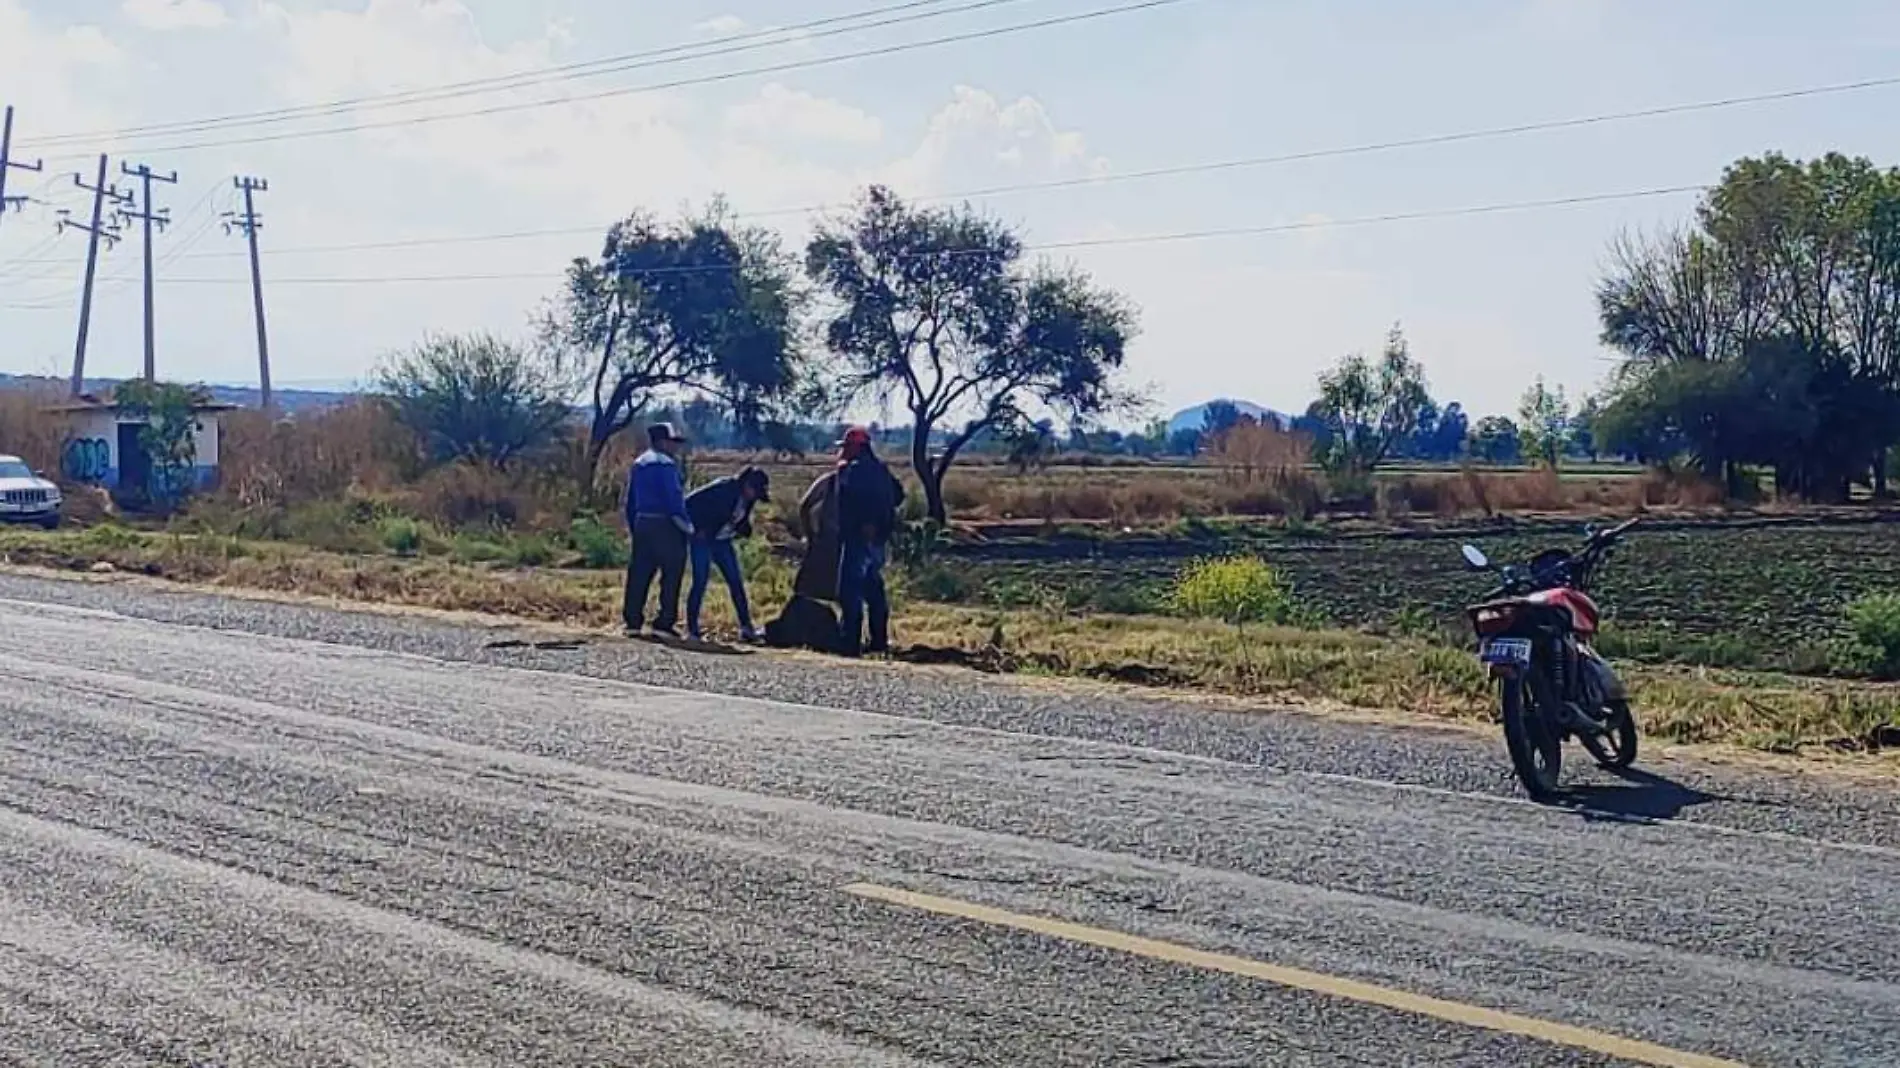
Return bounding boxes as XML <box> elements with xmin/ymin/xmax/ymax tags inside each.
<box><xmin>794</xmin><ymin>459</ymin><xmax>842</xmax><ymax>602</ymax></box>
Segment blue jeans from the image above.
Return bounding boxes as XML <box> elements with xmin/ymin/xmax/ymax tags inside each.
<box><xmin>688</xmin><ymin>538</ymin><xmax>753</xmax><ymax>637</ymax></box>
<box><xmin>838</xmin><ymin>540</ymin><xmax>890</xmax><ymax>653</ymax></box>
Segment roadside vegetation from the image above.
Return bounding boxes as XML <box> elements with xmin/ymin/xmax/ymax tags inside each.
<box><xmin>2</xmin><ymin>511</ymin><xmax>1897</xmax><ymax>757</ymax></box>
<box><xmin>5</xmin><ymin>156</ymin><xmax>1900</xmax><ymax>760</ymax></box>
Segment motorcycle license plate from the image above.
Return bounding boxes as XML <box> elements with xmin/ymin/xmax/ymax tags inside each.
<box><xmin>1480</xmin><ymin>638</ymin><xmax>1532</xmax><ymax>666</ymax></box>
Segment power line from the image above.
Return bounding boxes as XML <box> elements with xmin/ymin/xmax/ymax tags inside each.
<box><xmin>6</xmin><ymin>64</ymin><xmax>1889</xmax><ymax>268</ymax></box>
<box><xmin>0</xmin><ymin>105</ymin><xmax>46</xmax><ymax>227</ymax></box>
<box><xmin>31</xmin><ymin>0</ymin><xmax>1198</xmax><ymax>160</ymax></box>
<box><xmin>118</xmin><ymin>161</ymin><xmax>179</xmax><ymax>381</ymax></box>
<box><xmin>1</xmin><ymin>181</ymin><xmax>226</xmax><ymax>310</ymax></box>
<box><xmin>0</xmin><ymin>184</ymin><xmax>1695</xmax><ymax>294</ymax></box>
<box><xmin>22</xmin><ymin>0</ymin><xmax>1038</xmax><ymax>148</ymax></box>
<box><xmin>152</xmin><ymin>181</ymin><xmax>234</xmax><ymax>270</ymax></box>
<box><xmin>226</xmin><ymin>177</ymin><xmax>273</xmax><ymax>411</ymax></box>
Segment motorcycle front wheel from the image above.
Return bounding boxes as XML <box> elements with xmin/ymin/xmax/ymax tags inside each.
<box><xmin>1500</xmin><ymin>676</ymin><xmax>1562</xmax><ymax>800</ymax></box>
<box><xmin>1581</xmin><ymin>699</ymin><xmax>1639</xmax><ymax>770</ymax></box>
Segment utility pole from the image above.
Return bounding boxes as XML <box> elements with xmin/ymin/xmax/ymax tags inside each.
<box><xmin>225</xmin><ymin>176</ymin><xmax>273</xmax><ymax>412</ymax></box>
<box><xmin>120</xmin><ymin>161</ymin><xmax>178</xmax><ymax>382</ymax></box>
<box><xmin>0</xmin><ymin>105</ymin><xmax>45</xmax><ymax>228</ymax></box>
<box><xmin>61</xmin><ymin>155</ymin><xmax>131</xmax><ymax>397</ymax></box>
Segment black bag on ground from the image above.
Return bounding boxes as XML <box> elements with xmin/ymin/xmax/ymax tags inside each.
<box><xmin>763</xmin><ymin>595</ymin><xmax>843</xmax><ymax>653</ymax></box>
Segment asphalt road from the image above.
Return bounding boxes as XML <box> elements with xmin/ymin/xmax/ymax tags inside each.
<box><xmin>1</xmin><ymin>573</ymin><xmax>1897</xmax><ymax>1067</ymax></box>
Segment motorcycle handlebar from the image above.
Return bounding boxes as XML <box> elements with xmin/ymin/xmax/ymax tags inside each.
<box><xmin>1592</xmin><ymin>515</ymin><xmax>1641</xmax><ymax>545</ymax></box>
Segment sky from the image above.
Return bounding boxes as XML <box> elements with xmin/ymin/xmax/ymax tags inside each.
<box><xmin>1</xmin><ymin>0</ymin><xmax>1898</xmax><ymax>425</ymax></box>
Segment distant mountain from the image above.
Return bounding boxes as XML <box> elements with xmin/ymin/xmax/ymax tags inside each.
<box><xmin>1167</xmin><ymin>399</ymin><xmax>1291</xmax><ymax>436</ymax></box>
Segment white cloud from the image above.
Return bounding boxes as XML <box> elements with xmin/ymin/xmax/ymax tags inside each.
<box><xmin>255</xmin><ymin>3</ymin><xmax>1100</xmax><ymax>221</ymax></box>
<box><xmin>878</xmin><ymin>86</ymin><xmax>1105</xmax><ymax>197</ymax></box>
<box><xmin>1</xmin><ymin>0</ymin><xmax>1124</xmax><ymax>389</ymax></box>
<box><xmin>121</xmin><ymin>0</ymin><xmax>231</xmax><ymax>32</ymax></box>
<box><xmin>60</xmin><ymin>25</ymin><xmax>127</xmax><ymax>65</ymax></box>
<box><xmin>258</xmin><ymin>0</ymin><xmax>705</xmax><ymax>217</ymax></box>
<box><xmin>725</xmin><ymin>84</ymin><xmax>882</xmax><ymax>145</ymax></box>
<box><xmin>693</xmin><ymin>14</ymin><xmax>747</xmax><ymax>37</ymax></box>
<box><xmin>0</xmin><ymin>2</ymin><xmax>127</xmax><ymax>141</ymax></box>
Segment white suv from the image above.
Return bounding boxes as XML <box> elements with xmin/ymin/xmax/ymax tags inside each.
<box><xmin>0</xmin><ymin>454</ymin><xmax>61</xmax><ymax>529</ymax></box>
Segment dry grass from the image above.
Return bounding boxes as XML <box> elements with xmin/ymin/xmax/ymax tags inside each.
<box><xmin>204</xmin><ymin>403</ymin><xmax>1731</xmax><ymax>537</ymax></box>
<box><xmin>0</xmin><ymin>385</ymin><xmax>67</xmax><ymax>473</ymax></box>
<box><xmin>2</xmin><ymin>523</ymin><xmax>1892</xmax><ymax>757</ymax></box>
<box><xmin>917</xmin><ymin>462</ymin><xmax>1721</xmax><ymax>527</ymax></box>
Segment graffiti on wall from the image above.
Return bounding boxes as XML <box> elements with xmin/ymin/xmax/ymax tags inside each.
<box><xmin>62</xmin><ymin>438</ymin><xmax>110</xmax><ymax>483</ymax></box>
<box><xmin>147</xmin><ymin>465</ymin><xmax>194</xmax><ymax>505</ymax></box>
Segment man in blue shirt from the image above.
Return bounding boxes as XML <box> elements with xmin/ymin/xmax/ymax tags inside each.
<box><xmin>623</xmin><ymin>422</ymin><xmax>694</xmax><ymax>639</ymax></box>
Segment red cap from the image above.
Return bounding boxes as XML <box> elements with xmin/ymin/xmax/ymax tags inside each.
<box><xmin>840</xmin><ymin>426</ymin><xmax>872</xmax><ymax>448</ymax></box>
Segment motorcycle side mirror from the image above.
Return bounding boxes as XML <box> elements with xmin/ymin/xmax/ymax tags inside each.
<box><xmin>1460</xmin><ymin>544</ymin><xmax>1489</xmax><ymax>570</ymax></box>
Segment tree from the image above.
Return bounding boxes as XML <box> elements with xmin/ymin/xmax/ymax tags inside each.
<box><xmin>1166</xmin><ymin>425</ymin><xmax>1205</xmax><ymax>456</ymax></box>
<box><xmin>1200</xmin><ymin>400</ymin><xmax>1243</xmax><ymax>440</ymax></box>
<box><xmin>1428</xmin><ymin>401</ymin><xmax>1470</xmax><ymax>461</ymax></box>
<box><xmin>1469</xmin><ymin>415</ymin><xmax>1522</xmax><ymax>465</ymax></box>
<box><xmin>1311</xmin><ymin>323</ymin><xmax>1431</xmax><ymax>474</ymax></box>
<box><xmin>805</xmin><ymin>186</ymin><xmax>1137</xmax><ymax>522</ymax></box>
<box><xmin>1405</xmin><ymin>398</ymin><xmax>1440</xmax><ymax>460</ymax></box>
<box><xmin>1596</xmin><ymin>153</ymin><xmax>1900</xmax><ymax>500</ymax></box>
<box><xmin>1210</xmin><ymin>414</ymin><xmax>1310</xmax><ymax>484</ymax></box>
<box><xmin>1127</xmin><ymin>418</ymin><xmax>1171</xmax><ymax>457</ymax></box>
<box><xmin>540</xmin><ymin>201</ymin><xmax>801</xmax><ymax>493</ymax></box>
<box><xmin>378</xmin><ymin>333</ymin><xmax>570</xmax><ymax>468</ymax></box>
<box><xmin>1569</xmin><ymin>395</ymin><xmax>1602</xmax><ymax>461</ymax></box>
<box><xmin>1517</xmin><ymin>376</ymin><xmax>1571</xmax><ymax>468</ymax></box>
<box><xmin>1003</xmin><ymin>418</ymin><xmax>1058</xmax><ymax>473</ymax></box>
<box><xmin>112</xmin><ymin>379</ymin><xmax>212</xmax><ymax>508</ymax></box>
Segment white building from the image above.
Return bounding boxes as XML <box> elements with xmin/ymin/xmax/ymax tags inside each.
<box><xmin>45</xmin><ymin>396</ymin><xmax>236</xmax><ymax>500</ymax></box>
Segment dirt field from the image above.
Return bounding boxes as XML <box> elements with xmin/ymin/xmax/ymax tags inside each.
<box><xmin>942</xmin><ymin>513</ymin><xmax>1900</xmax><ymax>668</ymax></box>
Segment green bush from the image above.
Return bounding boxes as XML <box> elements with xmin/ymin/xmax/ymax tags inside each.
<box><xmin>910</xmin><ymin>563</ymin><xmax>977</xmax><ymax>603</ymax></box>
<box><xmin>1169</xmin><ymin>555</ymin><xmax>1295</xmax><ymax>629</ymax></box>
<box><xmin>1845</xmin><ymin>593</ymin><xmax>1900</xmax><ymax>678</ymax></box>
<box><xmin>78</xmin><ymin>522</ymin><xmax>144</xmax><ymax>551</ymax></box>
<box><xmin>450</xmin><ymin>533</ymin><xmax>509</xmax><ymax>564</ymax></box>
<box><xmin>568</xmin><ymin>514</ymin><xmax>627</xmax><ymax>569</ymax></box>
<box><xmin>378</xmin><ymin>515</ymin><xmax>425</xmax><ymax>556</ymax></box>
<box><xmin>500</xmin><ymin>533</ymin><xmax>552</xmax><ymax>567</ymax></box>
<box><xmin>1086</xmin><ymin>581</ymin><xmax>1162</xmax><ymax>616</ymax></box>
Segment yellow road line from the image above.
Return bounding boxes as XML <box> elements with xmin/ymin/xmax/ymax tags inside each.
<box><xmin>840</xmin><ymin>882</ymin><xmax>1750</xmax><ymax>1068</ymax></box>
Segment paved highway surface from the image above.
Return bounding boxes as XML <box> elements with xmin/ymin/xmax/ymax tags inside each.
<box><xmin>0</xmin><ymin>573</ymin><xmax>1897</xmax><ymax>1066</ymax></box>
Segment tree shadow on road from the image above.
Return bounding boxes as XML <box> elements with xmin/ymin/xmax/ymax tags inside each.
<box><xmin>1557</xmin><ymin>766</ymin><xmax>1750</xmax><ymax>822</ymax></box>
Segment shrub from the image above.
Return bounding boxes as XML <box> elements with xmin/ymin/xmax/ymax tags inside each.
<box><xmin>414</xmin><ymin>462</ymin><xmax>528</xmax><ymax>529</ymax></box>
<box><xmin>281</xmin><ymin>499</ymin><xmax>380</xmax><ymax>554</ymax></box>
<box><xmin>1113</xmin><ymin>478</ymin><xmax>1188</xmax><ymax>524</ymax></box>
<box><xmin>218</xmin><ymin>399</ymin><xmax>419</xmax><ymax>509</ymax></box>
<box><xmin>1169</xmin><ymin>555</ymin><xmax>1295</xmax><ymax>630</ymax></box>
<box><xmin>378</xmin><ymin>332</ymin><xmax>569</xmax><ymax>467</ymax></box>
<box><xmin>568</xmin><ymin>514</ymin><xmax>627</xmax><ymax>569</ymax></box>
<box><xmin>0</xmin><ymin>384</ymin><xmax>65</xmax><ymax>475</ymax></box>
<box><xmin>909</xmin><ymin>563</ymin><xmax>978</xmax><ymax>603</ymax></box>
<box><xmin>505</xmin><ymin>533</ymin><xmax>556</xmax><ymax>568</ymax></box>
<box><xmin>1846</xmin><ymin>593</ymin><xmax>1900</xmax><ymax>679</ymax></box>
<box><xmin>378</xmin><ymin>515</ymin><xmax>426</xmax><ymax>556</ymax></box>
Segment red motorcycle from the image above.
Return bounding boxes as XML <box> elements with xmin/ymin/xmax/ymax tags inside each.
<box><xmin>1460</xmin><ymin>518</ymin><xmax>1641</xmax><ymax>799</ymax></box>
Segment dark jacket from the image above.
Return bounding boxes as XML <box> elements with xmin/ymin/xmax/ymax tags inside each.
<box><xmin>685</xmin><ymin>476</ymin><xmax>758</xmax><ymax>542</ymax></box>
<box><xmin>836</xmin><ymin>453</ymin><xmax>906</xmax><ymax>545</ymax></box>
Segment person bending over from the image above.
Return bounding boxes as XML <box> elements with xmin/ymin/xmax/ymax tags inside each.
<box><xmin>684</xmin><ymin>465</ymin><xmax>770</xmax><ymax>642</ymax></box>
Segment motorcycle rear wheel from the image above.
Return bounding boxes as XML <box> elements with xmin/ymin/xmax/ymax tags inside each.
<box><xmin>1580</xmin><ymin>699</ymin><xmax>1639</xmax><ymax>770</ymax></box>
<box><xmin>1500</xmin><ymin>676</ymin><xmax>1562</xmax><ymax>800</ymax></box>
